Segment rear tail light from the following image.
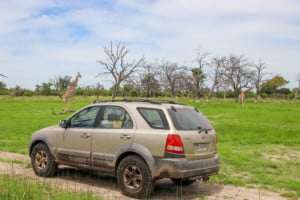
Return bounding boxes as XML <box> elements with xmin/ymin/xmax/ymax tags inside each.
<box><xmin>165</xmin><ymin>134</ymin><xmax>184</xmax><ymax>154</ymax></box>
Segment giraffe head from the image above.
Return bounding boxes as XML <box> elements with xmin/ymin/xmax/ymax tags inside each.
<box><xmin>77</xmin><ymin>72</ymin><xmax>82</xmax><ymax>79</ymax></box>
<box><xmin>242</xmin><ymin>86</ymin><xmax>254</xmax><ymax>94</ymax></box>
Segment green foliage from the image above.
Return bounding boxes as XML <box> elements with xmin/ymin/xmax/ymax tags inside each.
<box><xmin>52</xmin><ymin>75</ymin><xmax>72</xmax><ymax>91</ymax></box>
<box><xmin>261</xmin><ymin>75</ymin><xmax>290</xmax><ymax>97</ymax></box>
<box><xmin>140</xmin><ymin>74</ymin><xmax>160</xmax><ymax>97</ymax></box>
<box><xmin>35</xmin><ymin>82</ymin><xmax>53</xmax><ymax>95</ymax></box>
<box><xmin>0</xmin><ymin>82</ymin><xmax>6</xmax><ymax>90</ymax></box>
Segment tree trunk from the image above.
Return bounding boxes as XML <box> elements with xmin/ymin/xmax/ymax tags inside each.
<box><xmin>111</xmin><ymin>84</ymin><xmax>119</xmax><ymax>100</ymax></box>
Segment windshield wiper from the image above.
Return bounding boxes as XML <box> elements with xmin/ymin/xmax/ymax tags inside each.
<box><xmin>197</xmin><ymin>126</ymin><xmax>210</xmax><ymax>134</ymax></box>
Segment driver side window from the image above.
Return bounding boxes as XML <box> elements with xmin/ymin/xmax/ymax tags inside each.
<box><xmin>70</xmin><ymin>106</ymin><xmax>101</xmax><ymax>128</ymax></box>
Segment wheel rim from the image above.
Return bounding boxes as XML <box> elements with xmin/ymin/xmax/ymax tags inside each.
<box><xmin>35</xmin><ymin>150</ymin><xmax>48</xmax><ymax>170</ymax></box>
<box><xmin>123</xmin><ymin>164</ymin><xmax>142</xmax><ymax>190</ymax></box>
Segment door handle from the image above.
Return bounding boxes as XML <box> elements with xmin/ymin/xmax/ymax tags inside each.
<box><xmin>81</xmin><ymin>133</ymin><xmax>91</xmax><ymax>139</ymax></box>
<box><xmin>120</xmin><ymin>134</ymin><xmax>131</xmax><ymax>140</ymax></box>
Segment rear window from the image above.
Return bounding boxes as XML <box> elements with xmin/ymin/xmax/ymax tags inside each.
<box><xmin>168</xmin><ymin>107</ymin><xmax>212</xmax><ymax>131</ymax></box>
<box><xmin>138</xmin><ymin>108</ymin><xmax>169</xmax><ymax>129</ymax></box>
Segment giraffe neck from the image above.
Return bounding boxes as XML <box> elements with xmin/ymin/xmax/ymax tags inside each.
<box><xmin>73</xmin><ymin>76</ymin><xmax>79</xmax><ymax>87</ymax></box>
<box><xmin>243</xmin><ymin>87</ymin><xmax>253</xmax><ymax>94</ymax></box>
<box><xmin>71</xmin><ymin>74</ymin><xmax>81</xmax><ymax>88</ymax></box>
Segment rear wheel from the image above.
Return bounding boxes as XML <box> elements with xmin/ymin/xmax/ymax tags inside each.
<box><xmin>30</xmin><ymin>143</ymin><xmax>58</xmax><ymax>177</ymax></box>
<box><xmin>117</xmin><ymin>155</ymin><xmax>154</xmax><ymax>198</ymax></box>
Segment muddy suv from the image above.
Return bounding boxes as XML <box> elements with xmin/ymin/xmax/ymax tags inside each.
<box><xmin>29</xmin><ymin>100</ymin><xmax>220</xmax><ymax>198</ymax></box>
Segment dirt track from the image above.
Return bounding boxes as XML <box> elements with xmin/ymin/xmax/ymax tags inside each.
<box><xmin>0</xmin><ymin>151</ymin><xmax>287</xmax><ymax>200</ymax></box>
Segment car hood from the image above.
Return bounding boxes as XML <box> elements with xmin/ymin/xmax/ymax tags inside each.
<box><xmin>32</xmin><ymin>125</ymin><xmax>62</xmax><ymax>136</ymax></box>
<box><xmin>38</xmin><ymin>124</ymin><xmax>60</xmax><ymax>131</ymax></box>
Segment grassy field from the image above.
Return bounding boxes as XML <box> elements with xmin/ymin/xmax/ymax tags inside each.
<box><xmin>0</xmin><ymin>96</ymin><xmax>299</xmax><ymax>199</ymax></box>
<box><xmin>0</xmin><ymin>174</ymin><xmax>101</xmax><ymax>200</ymax></box>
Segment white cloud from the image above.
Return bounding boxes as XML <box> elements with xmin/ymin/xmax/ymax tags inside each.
<box><xmin>0</xmin><ymin>0</ymin><xmax>299</xmax><ymax>89</ymax></box>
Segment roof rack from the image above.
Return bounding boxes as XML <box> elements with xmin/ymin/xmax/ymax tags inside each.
<box><xmin>94</xmin><ymin>98</ymin><xmax>181</xmax><ymax>105</ymax></box>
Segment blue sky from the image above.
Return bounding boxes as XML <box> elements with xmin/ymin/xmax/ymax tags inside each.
<box><xmin>0</xmin><ymin>0</ymin><xmax>299</xmax><ymax>89</ymax></box>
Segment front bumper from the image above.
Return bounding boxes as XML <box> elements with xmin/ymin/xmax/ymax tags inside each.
<box><xmin>154</xmin><ymin>154</ymin><xmax>220</xmax><ymax>179</ymax></box>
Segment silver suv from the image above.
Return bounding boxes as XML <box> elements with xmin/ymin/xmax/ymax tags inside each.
<box><xmin>29</xmin><ymin>100</ymin><xmax>220</xmax><ymax>198</ymax></box>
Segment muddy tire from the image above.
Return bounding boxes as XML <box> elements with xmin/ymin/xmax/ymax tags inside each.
<box><xmin>117</xmin><ymin>155</ymin><xmax>154</xmax><ymax>199</ymax></box>
<box><xmin>30</xmin><ymin>143</ymin><xmax>58</xmax><ymax>177</ymax></box>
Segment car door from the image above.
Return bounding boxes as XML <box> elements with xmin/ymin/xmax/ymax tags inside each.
<box><xmin>56</xmin><ymin>106</ymin><xmax>101</xmax><ymax>166</ymax></box>
<box><xmin>91</xmin><ymin>105</ymin><xmax>135</xmax><ymax>169</ymax></box>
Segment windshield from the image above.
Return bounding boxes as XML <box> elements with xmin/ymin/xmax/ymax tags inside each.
<box><xmin>168</xmin><ymin>107</ymin><xmax>212</xmax><ymax>131</ymax></box>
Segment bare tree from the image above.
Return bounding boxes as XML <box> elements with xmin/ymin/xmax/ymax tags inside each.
<box><xmin>224</xmin><ymin>54</ymin><xmax>253</xmax><ymax>102</ymax></box>
<box><xmin>159</xmin><ymin>60</ymin><xmax>184</xmax><ymax>98</ymax></box>
<box><xmin>140</xmin><ymin>63</ymin><xmax>160</xmax><ymax>97</ymax></box>
<box><xmin>0</xmin><ymin>74</ymin><xmax>7</xmax><ymax>78</ymax></box>
<box><xmin>252</xmin><ymin>59</ymin><xmax>271</xmax><ymax>101</ymax></box>
<box><xmin>206</xmin><ymin>56</ymin><xmax>226</xmax><ymax>101</ymax></box>
<box><xmin>97</xmin><ymin>42</ymin><xmax>144</xmax><ymax>100</ymax></box>
<box><xmin>175</xmin><ymin>69</ymin><xmax>191</xmax><ymax>97</ymax></box>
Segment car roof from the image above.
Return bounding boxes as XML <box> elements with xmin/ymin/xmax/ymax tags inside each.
<box><xmin>92</xmin><ymin>99</ymin><xmax>193</xmax><ymax>109</ymax></box>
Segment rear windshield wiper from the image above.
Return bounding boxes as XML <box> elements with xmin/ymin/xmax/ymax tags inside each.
<box><xmin>197</xmin><ymin>126</ymin><xmax>210</xmax><ymax>134</ymax></box>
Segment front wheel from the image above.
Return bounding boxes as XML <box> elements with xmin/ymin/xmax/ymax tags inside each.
<box><xmin>30</xmin><ymin>143</ymin><xmax>58</xmax><ymax>177</ymax></box>
<box><xmin>117</xmin><ymin>155</ymin><xmax>154</xmax><ymax>198</ymax></box>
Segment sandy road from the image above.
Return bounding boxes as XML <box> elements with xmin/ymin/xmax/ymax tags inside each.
<box><xmin>0</xmin><ymin>151</ymin><xmax>287</xmax><ymax>200</ymax></box>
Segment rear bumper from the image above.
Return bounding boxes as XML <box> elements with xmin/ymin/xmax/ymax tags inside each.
<box><xmin>154</xmin><ymin>154</ymin><xmax>220</xmax><ymax>179</ymax></box>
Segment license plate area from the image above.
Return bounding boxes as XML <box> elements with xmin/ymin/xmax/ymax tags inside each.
<box><xmin>194</xmin><ymin>143</ymin><xmax>210</xmax><ymax>154</ymax></box>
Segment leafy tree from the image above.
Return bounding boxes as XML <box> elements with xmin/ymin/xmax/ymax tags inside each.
<box><xmin>50</xmin><ymin>75</ymin><xmax>72</xmax><ymax>91</ymax></box>
<box><xmin>277</xmin><ymin>88</ymin><xmax>291</xmax><ymax>96</ymax></box>
<box><xmin>261</xmin><ymin>75</ymin><xmax>289</xmax><ymax>96</ymax></box>
<box><xmin>0</xmin><ymin>82</ymin><xmax>8</xmax><ymax>95</ymax></box>
<box><xmin>0</xmin><ymin>82</ymin><xmax>7</xmax><ymax>90</ymax></box>
<box><xmin>11</xmin><ymin>85</ymin><xmax>25</xmax><ymax>96</ymax></box>
<box><xmin>191</xmin><ymin>68</ymin><xmax>206</xmax><ymax>99</ymax></box>
<box><xmin>35</xmin><ymin>83</ymin><xmax>53</xmax><ymax>95</ymax></box>
<box><xmin>192</xmin><ymin>47</ymin><xmax>208</xmax><ymax>99</ymax></box>
<box><xmin>292</xmin><ymin>73</ymin><xmax>300</xmax><ymax>101</ymax></box>
<box><xmin>141</xmin><ymin>74</ymin><xmax>160</xmax><ymax>97</ymax></box>
<box><xmin>122</xmin><ymin>83</ymin><xmax>135</xmax><ymax>97</ymax></box>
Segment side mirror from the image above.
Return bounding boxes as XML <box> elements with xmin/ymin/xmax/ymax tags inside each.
<box><xmin>59</xmin><ymin>120</ymin><xmax>68</xmax><ymax>128</ymax></box>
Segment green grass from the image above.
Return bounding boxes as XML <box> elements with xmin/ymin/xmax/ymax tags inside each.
<box><xmin>177</xmin><ymin>98</ymin><xmax>300</xmax><ymax>198</ymax></box>
<box><xmin>0</xmin><ymin>96</ymin><xmax>92</xmax><ymax>154</ymax></box>
<box><xmin>0</xmin><ymin>96</ymin><xmax>299</xmax><ymax>198</ymax></box>
<box><xmin>0</xmin><ymin>158</ymin><xmax>24</xmax><ymax>164</ymax></box>
<box><xmin>0</xmin><ymin>174</ymin><xmax>102</xmax><ymax>200</ymax></box>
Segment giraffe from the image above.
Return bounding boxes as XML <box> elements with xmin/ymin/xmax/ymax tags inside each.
<box><xmin>61</xmin><ymin>72</ymin><xmax>82</xmax><ymax>111</ymax></box>
<box><xmin>238</xmin><ymin>86</ymin><xmax>253</xmax><ymax>109</ymax></box>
